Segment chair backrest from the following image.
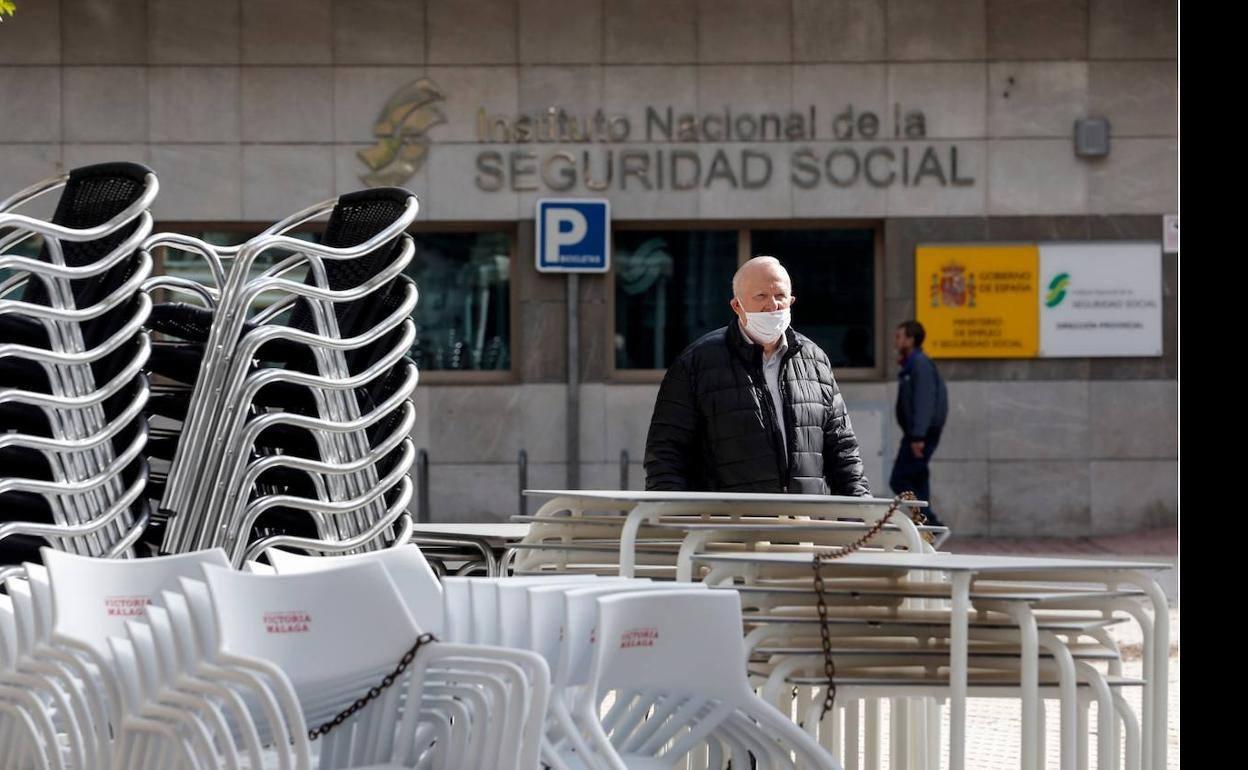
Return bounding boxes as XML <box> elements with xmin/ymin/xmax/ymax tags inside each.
<box><xmin>176</xmin><ymin>577</ymin><xmax>219</xmax><ymax>662</ymax></box>
<box><xmin>468</xmin><ymin>578</ymin><xmax>503</xmax><ymax>646</ymax></box>
<box><xmin>444</xmin><ymin>574</ymin><xmax>596</xmax><ymax>646</ymax></box>
<box><xmin>0</xmin><ymin>594</ymin><xmax>17</xmax><ymax>667</ymax></box>
<box><xmin>495</xmin><ymin>576</ymin><xmax>599</xmax><ymax>650</ymax></box>
<box><xmin>441</xmin><ymin>577</ymin><xmax>473</xmax><ymax>643</ymax></box>
<box><xmin>23</xmin><ymin>563</ymin><xmax>52</xmax><ymax>644</ymax></box>
<box><xmin>144</xmin><ymin>605</ymin><xmax>182</xmax><ymax>685</ymax></box>
<box><xmin>266</xmin><ymin>544</ymin><xmax>443</xmax><ymax>633</ymax></box>
<box><xmin>523</xmin><ymin>578</ymin><xmax>641</xmax><ymax>671</ymax></box>
<box><xmin>106</xmin><ymin>636</ymin><xmax>143</xmax><ymax>716</ymax></box>
<box><xmin>43</xmin><ymin>547</ymin><xmax>230</xmax><ymax>658</ymax></box>
<box><xmin>25</xmin><ymin>162</ymin><xmax>154</xmax><ymax>343</ymax></box>
<box><xmin>561</xmin><ymin>582</ymin><xmax>707</xmax><ymax>688</ymax></box>
<box><xmin>287</xmin><ymin>187</ymin><xmax>413</xmax><ymax>375</ymax></box>
<box><xmin>202</xmin><ymin>560</ymin><xmax>418</xmax><ymax>687</ymax></box>
<box><xmin>27</xmin><ymin>162</ymin><xmax>148</xmax><ymax>257</ymax></box>
<box><xmin>4</xmin><ymin>578</ymin><xmax>36</xmax><ymax>657</ymax></box>
<box><xmin>160</xmin><ymin>589</ymin><xmax>201</xmax><ymax>677</ymax></box>
<box><xmin>591</xmin><ymin>589</ymin><xmax>749</xmax><ymax>702</ymax></box>
<box><xmin>123</xmin><ymin>618</ymin><xmax>162</xmax><ymax>701</ymax></box>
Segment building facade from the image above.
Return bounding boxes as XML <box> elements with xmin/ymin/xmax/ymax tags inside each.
<box><xmin>0</xmin><ymin>0</ymin><xmax>1179</xmax><ymax>534</ymax></box>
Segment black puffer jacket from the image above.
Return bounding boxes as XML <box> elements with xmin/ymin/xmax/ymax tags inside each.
<box><xmin>644</xmin><ymin>323</ymin><xmax>871</xmax><ymax>496</ymax></box>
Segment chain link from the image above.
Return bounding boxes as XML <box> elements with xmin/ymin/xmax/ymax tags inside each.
<box><xmin>307</xmin><ymin>632</ymin><xmax>437</xmax><ymax>741</ymax></box>
<box><xmin>811</xmin><ymin>492</ymin><xmax>922</xmax><ymax>720</ymax></box>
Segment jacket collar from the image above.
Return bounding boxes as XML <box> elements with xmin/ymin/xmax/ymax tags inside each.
<box><xmin>899</xmin><ymin>346</ymin><xmax>924</xmax><ymax>374</ymax></box>
<box><xmin>727</xmin><ymin>321</ymin><xmax>802</xmax><ymax>367</ymax></box>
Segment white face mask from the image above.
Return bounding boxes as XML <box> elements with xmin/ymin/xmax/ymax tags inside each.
<box><xmin>742</xmin><ymin>308</ymin><xmax>791</xmax><ymax>345</ymax></box>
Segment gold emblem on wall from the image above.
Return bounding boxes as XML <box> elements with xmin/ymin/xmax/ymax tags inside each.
<box><xmin>358</xmin><ymin>78</ymin><xmax>446</xmax><ymax>187</ymax></box>
<box><xmin>934</xmin><ymin>263</ymin><xmax>976</xmax><ymax>309</ymax></box>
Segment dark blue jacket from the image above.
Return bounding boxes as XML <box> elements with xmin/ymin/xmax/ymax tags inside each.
<box><xmin>896</xmin><ymin>348</ymin><xmax>948</xmax><ymax>440</ymax></box>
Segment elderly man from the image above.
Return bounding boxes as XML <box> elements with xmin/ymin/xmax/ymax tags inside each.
<box><xmin>644</xmin><ymin>256</ymin><xmax>870</xmax><ymax>496</ymax></box>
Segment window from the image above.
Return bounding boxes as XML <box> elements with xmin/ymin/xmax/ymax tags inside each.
<box><xmin>613</xmin><ymin>229</ymin><xmax>739</xmax><ymax>371</ymax></box>
<box><xmin>611</xmin><ymin>224</ymin><xmax>880</xmax><ymax>377</ymax></box>
<box><xmin>407</xmin><ymin>231</ymin><xmax>511</xmax><ymax>373</ymax></box>
<box><xmin>749</xmin><ymin>228</ymin><xmax>877</xmax><ymax>370</ymax></box>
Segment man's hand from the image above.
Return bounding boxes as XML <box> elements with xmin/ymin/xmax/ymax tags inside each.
<box><xmin>910</xmin><ymin>440</ymin><xmax>925</xmax><ymax>459</ymax></box>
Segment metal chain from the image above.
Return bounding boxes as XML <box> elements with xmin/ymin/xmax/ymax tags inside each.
<box><xmin>811</xmin><ymin>492</ymin><xmax>922</xmax><ymax>719</ymax></box>
<box><xmin>307</xmin><ymin>632</ymin><xmax>438</xmax><ymax>741</ymax></box>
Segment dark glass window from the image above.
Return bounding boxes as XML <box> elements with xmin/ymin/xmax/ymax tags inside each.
<box><xmin>407</xmin><ymin>231</ymin><xmax>511</xmax><ymax>372</ymax></box>
<box><xmin>749</xmin><ymin>228</ymin><xmax>876</xmax><ymax>369</ymax></box>
<box><xmin>614</xmin><ymin>230</ymin><xmax>738</xmax><ymax>370</ymax></box>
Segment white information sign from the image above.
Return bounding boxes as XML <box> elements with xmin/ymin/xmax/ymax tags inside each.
<box><xmin>1038</xmin><ymin>242</ymin><xmax>1163</xmax><ymax>358</ymax></box>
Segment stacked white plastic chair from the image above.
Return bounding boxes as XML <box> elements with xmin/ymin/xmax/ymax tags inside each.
<box><xmin>510</xmin><ymin>491</ymin><xmax>945</xmax><ymax>768</ymax></box>
<box><xmin>509</xmin><ymin>490</ymin><xmax>1169</xmax><ymax>770</ymax></box>
<box><xmin>437</xmin><ymin>573</ymin><xmax>840</xmax><ymax>770</ymax></box>
<box><xmin>0</xmin><ymin>545</ymin><xmax>552</xmax><ymax>769</ymax></box>
<box><xmin>0</xmin><ymin>547</ymin><xmax>230</xmax><ymax>769</ymax></box>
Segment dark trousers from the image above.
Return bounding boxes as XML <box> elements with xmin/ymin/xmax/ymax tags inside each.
<box><xmin>889</xmin><ymin>427</ymin><xmax>942</xmax><ymax>525</ymax></box>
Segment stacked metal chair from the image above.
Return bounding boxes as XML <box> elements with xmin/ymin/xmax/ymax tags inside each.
<box><xmin>0</xmin><ymin>163</ymin><xmax>159</xmax><ymax>571</ymax></box>
<box><xmin>148</xmin><ymin>188</ymin><xmax>421</xmax><ymax>565</ymax></box>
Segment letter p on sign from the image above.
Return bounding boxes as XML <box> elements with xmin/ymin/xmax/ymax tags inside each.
<box><xmin>536</xmin><ymin>199</ymin><xmax>610</xmax><ymax>273</ymax></box>
<box><xmin>546</xmin><ymin>207</ymin><xmax>587</xmax><ymax>257</ymax></box>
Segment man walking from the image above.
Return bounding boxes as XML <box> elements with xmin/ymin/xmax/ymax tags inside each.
<box><xmin>890</xmin><ymin>320</ymin><xmax>948</xmax><ymax>524</ymax></box>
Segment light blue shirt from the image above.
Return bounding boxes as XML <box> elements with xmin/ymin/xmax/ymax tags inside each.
<box><xmin>761</xmin><ymin>336</ymin><xmax>789</xmax><ymax>459</ymax></box>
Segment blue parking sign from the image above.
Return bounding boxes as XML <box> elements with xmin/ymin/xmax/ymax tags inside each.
<box><xmin>535</xmin><ymin>199</ymin><xmax>611</xmax><ymax>273</ymax></box>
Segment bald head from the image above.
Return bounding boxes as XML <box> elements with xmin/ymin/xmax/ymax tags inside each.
<box><xmin>729</xmin><ymin>255</ymin><xmax>796</xmax><ymax>346</ymax></box>
<box><xmin>732</xmin><ymin>256</ymin><xmax>792</xmax><ymax>300</ymax></box>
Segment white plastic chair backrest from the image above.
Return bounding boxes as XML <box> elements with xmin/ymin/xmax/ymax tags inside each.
<box><xmin>591</xmin><ymin>589</ymin><xmax>748</xmax><ymax>701</ymax></box>
<box><xmin>496</xmin><ymin>576</ymin><xmax>599</xmax><ymax>650</ymax></box>
<box><xmin>176</xmin><ymin>577</ymin><xmax>220</xmax><ymax>660</ymax></box>
<box><xmin>244</xmin><ymin>561</ymin><xmax>277</xmax><ymax>574</ymax></box>
<box><xmin>124</xmin><ymin>619</ymin><xmax>162</xmax><ymax>701</ymax></box>
<box><xmin>202</xmin><ymin>560</ymin><xmax>418</xmax><ymax>687</ymax></box>
<box><xmin>470</xmin><ymin>575</ymin><xmax>599</xmax><ymax>647</ymax></box>
<box><xmin>524</xmin><ymin>579</ymin><xmax>644</xmax><ymax>669</ymax></box>
<box><xmin>5</xmin><ymin>578</ymin><xmax>36</xmax><ymax>656</ymax></box>
<box><xmin>42</xmin><ymin>547</ymin><xmax>230</xmax><ymax>658</ymax></box>
<box><xmin>144</xmin><ymin>605</ymin><xmax>181</xmax><ymax>685</ymax></box>
<box><xmin>561</xmin><ymin>582</ymin><xmax>707</xmax><ymax>688</ymax></box>
<box><xmin>441</xmin><ymin>577</ymin><xmax>473</xmax><ymax>643</ymax></box>
<box><xmin>23</xmin><ymin>564</ymin><xmax>52</xmax><ymax>643</ymax></box>
<box><xmin>160</xmin><ymin>589</ymin><xmax>201</xmax><ymax>675</ymax></box>
<box><xmin>266</xmin><ymin>545</ymin><xmax>443</xmax><ymax>634</ymax></box>
<box><xmin>106</xmin><ymin>636</ymin><xmax>143</xmax><ymax>715</ymax></box>
<box><xmin>0</xmin><ymin>594</ymin><xmax>16</xmax><ymax>667</ymax></box>
<box><xmin>468</xmin><ymin>579</ymin><xmax>503</xmax><ymax>645</ymax></box>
